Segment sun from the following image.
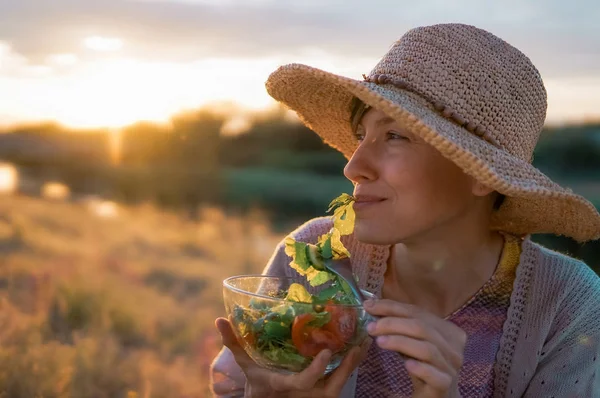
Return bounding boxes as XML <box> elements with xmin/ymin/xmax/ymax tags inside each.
<box><xmin>50</xmin><ymin>56</ymin><xmax>279</xmax><ymax>129</ymax></box>
<box><xmin>1</xmin><ymin>41</ymin><xmax>374</xmax><ymax>130</ymax></box>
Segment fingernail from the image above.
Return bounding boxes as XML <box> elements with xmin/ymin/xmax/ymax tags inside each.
<box><xmin>376</xmin><ymin>336</ymin><xmax>387</xmax><ymax>345</ymax></box>
<box><xmin>367</xmin><ymin>322</ymin><xmax>376</xmax><ymax>333</ymax></box>
<box><xmin>364</xmin><ymin>299</ymin><xmax>374</xmax><ymax>308</ymax></box>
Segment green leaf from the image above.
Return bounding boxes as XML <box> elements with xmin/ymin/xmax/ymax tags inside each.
<box><xmin>278</xmin><ymin>307</ymin><xmax>297</xmax><ymax>325</ymax></box>
<box><xmin>340</xmin><ymin>278</ymin><xmax>353</xmax><ymax>296</ymax></box>
<box><xmin>293</xmin><ymin>242</ymin><xmax>311</xmax><ymax>271</ymax></box>
<box><xmin>285</xmin><ymin>283</ymin><xmax>313</xmax><ymax>303</ymax></box>
<box><xmin>261</xmin><ymin>346</ymin><xmax>308</xmax><ymax>367</ymax></box>
<box><xmin>319</xmin><ymin>234</ymin><xmax>333</xmax><ymax>259</ymax></box>
<box><xmin>315</xmin><ymin>284</ymin><xmax>342</xmax><ymax>302</ymax></box>
<box><xmin>232</xmin><ymin>305</ymin><xmax>246</xmax><ymax>324</ymax></box>
<box><xmin>308</xmin><ymin>311</ymin><xmax>331</xmax><ymax>328</ymax></box>
<box><xmin>309</xmin><ymin>271</ymin><xmax>335</xmax><ymax>287</ymax></box>
<box><xmin>284</xmin><ymin>237</ymin><xmax>313</xmax><ymax>276</ymax></box>
<box><xmin>263</xmin><ymin>321</ymin><xmax>291</xmax><ymax>340</ymax></box>
<box><xmin>271</xmin><ymin>303</ymin><xmax>291</xmax><ymax>315</ymax></box>
<box><xmin>249</xmin><ymin>298</ymin><xmax>269</xmax><ymax>311</ymax></box>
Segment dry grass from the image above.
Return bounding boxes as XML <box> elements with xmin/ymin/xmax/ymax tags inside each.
<box><xmin>0</xmin><ymin>195</ymin><xmax>285</xmax><ymax>398</ymax></box>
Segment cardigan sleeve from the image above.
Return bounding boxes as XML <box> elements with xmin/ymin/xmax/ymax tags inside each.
<box><xmin>522</xmin><ymin>257</ymin><xmax>600</xmax><ymax>397</ymax></box>
<box><xmin>209</xmin><ymin>218</ymin><xmax>333</xmax><ymax>397</ymax></box>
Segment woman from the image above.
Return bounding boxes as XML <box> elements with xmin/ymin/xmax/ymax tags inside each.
<box><xmin>210</xmin><ymin>23</ymin><xmax>600</xmax><ymax>397</ymax></box>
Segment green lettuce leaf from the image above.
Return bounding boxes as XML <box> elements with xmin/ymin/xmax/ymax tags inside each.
<box><xmin>263</xmin><ymin>321</ymin><xmax>291</xmax><ymax>340</ymax></box>
<box><xmin>309</xmin><ymin>271</ymin><xmax>334</xmax><ymax>287</ymax></box>
<box><xmin>315</xmin><ymin>284</ymin><xmax>341</xmax><ymax>302</ymax></box>
<box><xmin>308</xmin><ymin>311</ymin><xmax>331</xmax><ymax>328</ymax></box>
<box><xmin>261</xmin><ymin>345</ymin><xmax>307</xmax><ymax>367</ymax></box>
<box><xmin>284</xmin><ymin>237</ymin><xmax>312</xmax><ymax>275</ymax></box>
<box><xmin>318</xmin><ymin>234</ymin><xmax>333</xmax><ymax>260</ymax></box>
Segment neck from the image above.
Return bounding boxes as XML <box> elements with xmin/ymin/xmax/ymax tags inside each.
<box><xmin>385</xmin><ymin>210</ymin><xmax>505</xmax><ymax>317</ymax></box>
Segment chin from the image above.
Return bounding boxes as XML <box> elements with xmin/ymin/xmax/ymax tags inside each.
<box><xmin>353</xmin><ymin>222</ymin><xmax>402</xmax><ymax>246</ymax></box>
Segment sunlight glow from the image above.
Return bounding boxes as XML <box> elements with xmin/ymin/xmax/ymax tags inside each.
<box><xmin>84</xmin><ymin>36</ymin><xmax>123</xmax><ymax>52</ymax></box>
<box><xmin>41</xmin><ymin>182</ymin><xmax>71</xmax><ymax>201</ymax></box>
<box><xmin>9</xmin><ymin>57</ymin><xmax>287</xmax><ymax>128</ymax></box>
<box><xmin>0</xmin><ymin>163</ymin><xmax>18</xmax><ymax>194</ymax></box>
<box><xmin>109</xmin><ymin>128</ymin><xmax>122</xmax><ymax>165</ymax></box>
<box><xmin>0</xmin><ymin>50</ymin><xmax>376</xmax><ymax>129</ymax></box>
<box><xmin>46</xmin><ymin>53</ymin><xmax>79</xmax><ymax>67</ymax></box>
<box><xmin>220</xmin><ymin>115</ymin><xmax>253</xmax><ymax>136</ymax></box>
<box><xmin>0</xmin><ymin>37</ymin><xmax>599</xmax><ymax>129</ymax></box>
<box><xmin>87</xmin><ymin>199</ymin><xmax>120</xmax><ymax>218</ymax></box>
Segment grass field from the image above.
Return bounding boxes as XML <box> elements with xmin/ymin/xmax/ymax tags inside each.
<box><xmin>0</xmin><ymin>195</ymin><xmax>285</xmax><ymax>398</ymax></box>
<box><xmin>0</xmin><ymin>180</ymin><xmax>598</xmax><ymax>398</ymax></box>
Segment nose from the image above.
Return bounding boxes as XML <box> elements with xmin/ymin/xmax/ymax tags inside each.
<box><xmin>343</xmin><ymin>140</ymin><xmax>378</xmax><ymax>185</ymax></box>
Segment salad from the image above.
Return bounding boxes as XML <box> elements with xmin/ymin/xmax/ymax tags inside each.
<box><xmin>230</xmin><ymin>193</ymin><xmax>368</xmax><ymax>372</ymax></box>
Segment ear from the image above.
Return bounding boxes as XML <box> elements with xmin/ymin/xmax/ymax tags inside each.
<box><xmin>471</xmin><ymin>180</ymin><xmax>495</xmax><ymax>197</ymax></box>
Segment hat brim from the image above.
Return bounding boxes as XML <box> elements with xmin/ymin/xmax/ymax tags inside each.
<box><xmin>266</xmin><ymin>63</ymin><xmax>600</xmax><ymax>242</ymax></box>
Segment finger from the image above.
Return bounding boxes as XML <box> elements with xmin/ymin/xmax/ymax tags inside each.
<box><xmin>323</xmin><ymin>343</ymin><xmax>367</xmax><ymax>395</ymax></box>
<box><xmin>215</xmin><ymin>317</ymin><xmax>254</xmax><ymax>368</ymax></box>
<box><xmin>212</xmin><ymin>377</ymin><xmax>244</xmax><ymax>396</ymax></box>
<box><xmin>270</xmin><ymin>349</ymin><xmax>332</xmax><ymax>392</ymax></box>
<box><xmin>363</xmin><ymin>299</ymin><xmax>417</xmax><ymax>318</ymax></box>
<box><xmin>405</xmin><ymin>359</ymin><xmax>453</xmax><ymax>392</ymax></box>
<box><xmin>368</xmin><ymin>317</ymin><xmax>462</xmax><ymax>370</ymax></box>
<box><xmin>375</xmin><ymin>335</ymin><xmax>449</xmax><ymax>371</ymax></box>
<box><xmin>368</xmin><ymin>317</ymin><xmax>432</xmax><ymax>340</ymax></box>
<box><xmin>325</xmin><ymin>338</ymin><xmax>371</xmax><ymax>393</ymax></box>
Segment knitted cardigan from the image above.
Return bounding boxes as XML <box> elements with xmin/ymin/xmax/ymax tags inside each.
<box><xmin>210</xmin><ymin>217</ymin><xmax>600</xmax><ymax>397</ymax></box>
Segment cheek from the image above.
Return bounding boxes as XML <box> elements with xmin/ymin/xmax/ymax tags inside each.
<box><xmin>387</xmin><ymin>156</ymin><xmax>473</xmax><ymax>223</ymax></box>
<box><xmin>352</xmin><ymin>150</ymin><xmax>474</xmax><ymax>244</ymax></box>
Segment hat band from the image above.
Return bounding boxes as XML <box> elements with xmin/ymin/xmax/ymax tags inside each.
<box><xmin>362</xmin><ymin>73</ymin><xmax>500</xmax><ymax>148</ymax></box>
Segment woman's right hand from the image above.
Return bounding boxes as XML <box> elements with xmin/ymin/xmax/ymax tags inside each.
<box><xmin>215</xmin><ymin>317</ymin><xmax>371</xmax><ymax>398</ymax></box>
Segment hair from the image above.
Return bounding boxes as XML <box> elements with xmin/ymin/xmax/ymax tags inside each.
<box><xmin>349</xmin><ymin>96</ymin><xmax>507</xmax><ymax>212</ymax></box>
<box><xmin>493</xmin><ymin>193</ymin><xmax>506</xmax><ymax>211</ymax></box>
<box><xmin>350</xmin><ymin>96</ymin><xmax>370</xmax><ymax>134</ymax></box>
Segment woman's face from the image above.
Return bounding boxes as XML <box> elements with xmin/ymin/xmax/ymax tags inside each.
<box><xmin>343</xmin><ymin>107</ymin><xmax>492</xmax><ymax>245</ymax></box>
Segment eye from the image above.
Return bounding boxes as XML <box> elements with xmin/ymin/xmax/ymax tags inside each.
<box><xmin>354</xmin><ymin>131</ymin><xmax>365</xmax><ymax>142</ymax></box>
<box><xmin>387</xmin><ymin>131</ymin><xmax>409</xmax><ymax>141</ymax></box>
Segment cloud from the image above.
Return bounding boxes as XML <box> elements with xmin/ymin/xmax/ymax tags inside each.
<box><xmin>0</xmin><ymin>0</ymin><xmax>598</xmax><ymax>78</ymax></box>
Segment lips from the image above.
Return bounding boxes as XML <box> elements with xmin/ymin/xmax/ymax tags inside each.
<box><xmin>353</xmin><ymin>194</ymin><xmax>387</xmax><ymax>211</ymax></box>
<box><xmin>354</xmin><ymin>195</ymin><xmax>386</xmax><ymax>203</ymax></box>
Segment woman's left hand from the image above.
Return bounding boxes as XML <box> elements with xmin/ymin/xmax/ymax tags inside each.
<box><xmin>364</xmin><ymin>299</ymin><xmax>466</xmax><ymax>398</ymax></box>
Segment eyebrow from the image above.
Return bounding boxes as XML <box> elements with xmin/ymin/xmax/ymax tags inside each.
<box><xmin>358</xmin><ymin>116</ymin><xmax>397</xmax><ymax>129</ymax></box>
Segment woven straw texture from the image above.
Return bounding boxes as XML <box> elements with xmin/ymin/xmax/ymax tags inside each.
<box><xmin>265</xmin><ymin>23</ymin><xmax>600</xmax><ymax>242</ymax></box>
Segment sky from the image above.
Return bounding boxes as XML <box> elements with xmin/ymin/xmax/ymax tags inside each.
<box><xmin>0</xmin><ymin>0</ymin><xmax>599</xmax><ymax>128</ymax></box>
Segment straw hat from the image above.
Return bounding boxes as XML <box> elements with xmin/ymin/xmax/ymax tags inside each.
<box><xmin>265</xmin><ymin>23</ymin><xmax>600</xmax><ymax>243</ymax></box>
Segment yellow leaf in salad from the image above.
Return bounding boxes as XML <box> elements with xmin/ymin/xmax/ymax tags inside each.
<box><xmin>285</xmin><ymin>283</ymin><xmax>313</xmax><ymax>303</ymax></box>
<box><xmin>330</xmin><ymin>228</ymin><xmax>351</xmax><ymax>258</ymax></box>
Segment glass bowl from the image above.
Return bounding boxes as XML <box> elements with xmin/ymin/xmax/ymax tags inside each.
<box><xmin>223</xmin><ymin>275</ymin><xmax>373</xmax><ymax>374</ymax></box>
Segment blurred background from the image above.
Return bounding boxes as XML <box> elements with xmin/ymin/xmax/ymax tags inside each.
<box><xmin>0</xmin><ymin>0</ymin><xmax>599</xmax><ymax>397</ymax></box>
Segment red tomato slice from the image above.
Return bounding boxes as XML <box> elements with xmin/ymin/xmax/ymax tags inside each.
<box><xmin>292</xmin><ymin>313</ymin><xmax>344</xmax><ymax>357</ymax></box>
<box><xmin>323</xmin><ymin>301</ymin><xmax>357</xmax><ymax>343</ymax></box>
